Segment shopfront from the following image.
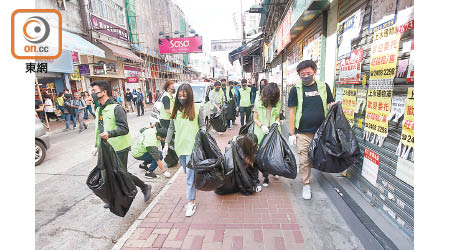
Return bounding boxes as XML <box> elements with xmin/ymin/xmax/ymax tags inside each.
<box><xmin>333</xmin><ymin>0</ymin><xmax>414</xmax><ymax>239</ymax></box>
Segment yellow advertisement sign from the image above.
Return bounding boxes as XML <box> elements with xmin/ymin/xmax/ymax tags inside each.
<box><xmin>364</xmin><ymin>89</ymin><xmax>393</xmax><ymax>137</ymax></box>
<box><xmin>69</xmin><ymin>67</ymin><xmax>82</xmax><ymax>81</ymax></box>
<box><xmin>342</xmin><ymin>88</ymin><xmax>357</xmax><ymax>126</ymax></box>
<box><xmin>400</xmin><ymin>88</ymin><xmax>414</xmax><ymax>147</ymax></box>
<box><xmin>369</xmin><ymin>26</ymin><xmax>400</xmax><ymax>79</ymax></box>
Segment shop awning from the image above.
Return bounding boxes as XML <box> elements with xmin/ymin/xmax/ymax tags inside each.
<box><xmin>228</xmin><ymin>34</ymin><xmax>263</xmax><ymax>64</ymax></box>
<box><xmin>62</xmin><ymin>31</ymin><xmax>105</xmax><ymax>57</ymax></box>
<box><xmin>99</xmin><ymin>41</ymin><xmax>144</xmax><ymax>63</ymax></box>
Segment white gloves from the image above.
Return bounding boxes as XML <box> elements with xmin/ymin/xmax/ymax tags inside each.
<box><xmin>261</xmin><ymin>125</ymin><xmax>269</xmax><ymax>134</ymax></box>
<box><xmin>91</xmin><ymin>146</ymin><xmax>98</xmax><ymax>156</ymax></box>
<box><xmin>275</xmin><ymin>120</ymin><xmax>280</xmax><ymax>126</ymax></box>
<box><xmin>288</xmin><ymin>135</ymin><xmax>296</xmax><ymax>146</ymax></box>
<box><xmin>255</xmin><ymin>185</ymin><xmax>262</xmax><ymax>192</ymax></box>
<box><xmin>163</xmin><ymin>171</ymin><xmax>171</xmax><ymax>178</ymax></box>
<box><xmin>162</xmin><ymin>145</ymin><xmax>169</xmax><ymax>158</ymax></box>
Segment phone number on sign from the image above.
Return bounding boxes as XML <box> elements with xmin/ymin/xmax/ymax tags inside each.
<box><xmin>370</xmin><ymin>68</ymin><xmax>396</xmax><ymax>77</ymax></box>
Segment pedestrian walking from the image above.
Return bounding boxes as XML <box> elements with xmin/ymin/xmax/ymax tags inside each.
<box><xmin>148</xmin><ymin>91</ymin><xmax>153</xmax><ymax>104</ymax></box>
<box><xmin>115</xmin><ymin>91</ymin><xmax>123</xmax><ymax>106</ymax></box>
<box><xmin>56</xmin><ymin>92</ymin><xmax>65</xmax><ymax>120</ymax></box>
<box><xmin>132</xmin><ymin>89</ymin><xmax>138</xmax><ymax>108</ymax></box>
<box><xmin>136</xmin><ymin>88</ymin><xmax>145</xmax><ymax>116</ymax></box>
<box><xmin>159</xmin><ymin>81</ymin><xmax>176</xmax><ymax>130</ymax></box>
<box><xmin>288</xmin><ymin>60</ymin><xmax>337</xmax><ymax>200</ymax></box>
<box><xmin>208</xmin><ymin>81</ymin><xmax>224</xmax><ymax>114</ymax></box>
<box><xmin>90</xmin><ymin>80</ymin><xmax>152</xmax><ymax>206</ymax></box>
<box><xmin>63</xmin><ymin>93</ymin><xmax>76</xmax><ymax>131</ymax></box>
<box><xmin>238</xmin><ymin>79</ymin><xmax>252</xmax><ymax>126</ymax></box>
<box><xmin>72</xmin><ymin>92</ymin><xmax>88</xmax><ymax>132</ymax></box>
<box><xmin>125</xmin><ymin>88</ymin><xmax>134</xmax><ymax>112</ymax></box>
<box><xmin>43</xmin><ymin>94</ymin><xmax>59</xmax><ymax>121</ymax></box>
<box><xmin>83</xmin><ymin>91</ymin><xmax>96</xmax><ymax>119</ymax></box>
<box><xmin>250</xmin><ymin>82</ymin><xmax>258</xmax><ymax>105</ymax></box>
<box><xmin>163</xmin><ymin>83</ymin><xmax>206</xmax><ymax>217</ymax></box>
<box><xmin>131</xmin><ymin>124</ymin><xmax>171</xmax><ymax>179</ymax></box>
<box><xmin>253</xmin><ymin>82</ymin><xmax>282</xmax><ymax>187</ymax></box>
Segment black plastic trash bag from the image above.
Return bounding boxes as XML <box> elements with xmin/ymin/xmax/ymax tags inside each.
<box><xmin>214</xmin><ymin>144</ymin><xmax>238</xmax><ymax>195</ymax></box>
<box><xmin>86</xmin><ymin>140</ymin><xmax>137</xmax><ymax>217</ymax></box>
<box><xmin>239</xmin><ymin>120</ymin><xmax>254</xmax><ymax>135</ymax></box>
<box><xmin>188</xmin><ymin>130</ymin><xmax>225</xmax><ymax>191</ymax></box>
<box><xmin>233</xmin><ymin>138</ymin><xmax>259</xmax><ymax>195</ymax></box>
<box><xmin>308</xmin><ymin>103</ymin><xmax>361</xmax><ymax>173</ymax></box>
<box><xmin>165</xmin><ymin>147</ymin><xmax>179</xmax><ymax>167</ymax></box>
<box><xmin>256</xmin><ymin>124</ymin><xmax>297</xmax><ymax>179</ymax></box>
<box><xmin>210</xmin><ymin>107</ymin><xmax>227</xmax><ymax>132</ymax></box>
<box><xmin>225</xmin><ymin>99</ymin><xmax>236</xmax><ymax>120</ymax></box>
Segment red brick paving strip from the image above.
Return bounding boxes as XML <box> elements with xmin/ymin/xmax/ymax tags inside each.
<box><xmin>120</xmin><ymin>125</ymin><xmax>306</xmax><ymax>250</ymax></box>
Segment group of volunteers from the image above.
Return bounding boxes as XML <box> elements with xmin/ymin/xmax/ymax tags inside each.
<box><xmin>91</xmin><ymin>59</ymin><xmax>337</xmax><ymax>217</ymax></box>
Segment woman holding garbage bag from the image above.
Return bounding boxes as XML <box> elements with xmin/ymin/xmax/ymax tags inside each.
<box><xmin>163</xmin><ymin>83</ymin><xmax>206</xmax><ymax>217</ymax></box>
<box><xmin>253</xmin><ymin>82</ymin><xmax>281</xmax><ymax>187</ymax></box>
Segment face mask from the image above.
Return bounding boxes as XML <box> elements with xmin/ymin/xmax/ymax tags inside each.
<box><xmin>243</xmin><ymin>85</ymin><xmax>247</xmax><ymax>89</ymax></box>
<box><xmin>92</xmin><ymin>92</ymin><xmax>102</xmax><ymax>102</ymax></box>
<box><xmin>179</xmin><ymin>98</ymin><xmax>187</xmax><ymax>105</ymax></box>
<box><xmin>301</xmin><ymin>75</ymin><xmax>314</xmax><ymax>85</ymax></box>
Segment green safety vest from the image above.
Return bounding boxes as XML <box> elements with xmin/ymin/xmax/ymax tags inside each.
<box><xmin>173</xmin><ymin>104</ymin><xmax>200</xmax><ymax>156</ymax></box>
<box><xmin>160</xmin><ymin>92</ymin><xmax>175</xmax><ymax>120</ymax></box>
<box><xmin>294</xmin><ymin>80</ymin><xmax>328</xmax><ymax>130</ymax></box>
<box><xmin>239</xmin><ymin>88</ymin><xmax>251</xmax><ymax>107</ymax></box>
<box><xmin>225</xmin><ymin>87</ymin><xmax>231</xmax><ymax>101</ymax></box>
<box><xmin>209</xmin><ymin>89</ymin><xmax>224</xmax><ymax>109</ymax></box>
<box><xmin>254</xmin><ymin>99</ymin><xmax>281</xmax><ymax>145</ymax></box>
<box><xmin>131</xmin><ymin>127</ymin><xmax>159</xmax><ymax>158</ymax></box>
<box><xmin>95</xmin><ymin>103</ymin><xmax>132</xmax><ymax>151</ymax></box>
<box><xmin>254</xmin><ymin>90</ymin><xmax>261</xmax><ymax>104</ymax></box>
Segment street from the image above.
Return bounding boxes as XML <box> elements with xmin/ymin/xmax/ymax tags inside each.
<box><xmin>35</xmin><ymin>109</ymin><xmax>180</xmax><ymax>250</ymax></box>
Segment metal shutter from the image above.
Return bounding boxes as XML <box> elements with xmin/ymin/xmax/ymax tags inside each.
<box><xmin>335</xmin><ymin>0</ymin><xmax>414</xmax><ymax>239</ymax></box>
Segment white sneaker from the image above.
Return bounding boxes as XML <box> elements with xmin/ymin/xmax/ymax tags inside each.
<box><xmin>163</xmin><ymin>171</ymin><xmax>171</xmax><ymax>178</ymax></box>
<box><xmin>185</xmin><ymin>203</ymin><xmax>197</xmax><ymax>217</ymax></box>
<box><xmin>302</xmin><ymin>185</ymin><xmax>311</xmax><ymax>200</ymax></box>
<box><xmin>274</xmin><ymin>175</ymin><xmax>279</xmax><ymax>179</ymax></box>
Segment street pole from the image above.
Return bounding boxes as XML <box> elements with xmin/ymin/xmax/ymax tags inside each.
<box><xmin>240</xmin><ymin>0</ymin><xmax>245</xmax><ymax>80</ymax></box>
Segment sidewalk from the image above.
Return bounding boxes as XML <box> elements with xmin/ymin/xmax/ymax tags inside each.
<box><xmin>114</xmin><ymin>123</ymin><xmax>324</xmax><ymax>250</ymax></box>
<box><xmin>46</xmin><ymin>104</ymin><xmax>153</xmax><ymax>135</ymax></box>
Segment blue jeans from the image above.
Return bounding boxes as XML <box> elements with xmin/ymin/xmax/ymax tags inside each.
<box><xmin>84</xmin><ymin>105</ymin><xmax>96</xmax><ymax>119</ymax></box>
<box><xmin>179</xmin><ymin>155</ymin><xmax>196</xmax><ymax>201</ymax></box>
<box><xmin>65</xmin><ymin>113</ymin><xmax>76</xmax><ymax>129</ymax></box>
<box><xmin>57</xmin><ymin>106</ymin><xmax>65</xmax><ymax>120</ymax></box>
<box><xmin>136</xmin><ymin>151</ymin><xmax>162</xmax><ymax>172</ymax></box>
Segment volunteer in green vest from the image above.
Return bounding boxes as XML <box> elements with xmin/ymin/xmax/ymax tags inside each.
<box><xmin>228</xmin><ymin>81</ymin><xmax>238</xmax><ymax>127</ymax></box>
<box><xmin>238</xmin><ymin>79</ymin><xmax>252</xmax><ymax>126</ymax></box>
<box><xmin>90</xmin><ymin>80</ymin><xmax>152</xmax><ymax>206</ymax></box>
<box><xmin>160</xmin><ymin>80</ymin><xmax>176</xmax><ymax>130</ymax></box>
<box><xmin>287</xmin><ymin>60</ymin><xmax>337</xmax><ymax>200</ymax></box>
<box><xmin>253</xmin><ymin>82</ymin><xmax>281</xmax><ymax>187</ymax></box>
<box><xmin>209</xmin><ymin>81</ymin><xmax>224</xmax><ymax>113</ymax></box>
<box><xmin>131</xmin><ymin>123</ymin><xmax>171</xmax><ymax>179</ymax></box>
<box><xmin>162</xmin><ymin>83</ymin><xmax>206</xmax><ymax>217</ymax></box>
<box><xmin>254</xmin><ymin>79</ymin><xmax>268</xmax><ymax>105</ymax></box>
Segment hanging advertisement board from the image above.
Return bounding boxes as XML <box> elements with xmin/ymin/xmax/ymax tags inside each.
<box><xmin>338</xmin><ymin>48</ymin><xmax>363</xmax><ymax>84</ymax></box>
<box><xmin>364</xmin><ymin>88</ymin><xmax>393</xmax><ymax>137</ymax></box>
<box><xmin>159</xmin><ymin>36</ymin><xmax>203</xmax><ymax>54</ymax></box>
<box><xmin>362</xmin><ymin>148</ymin><xmax>380</xmax><ymax>186</ymax></box>
<box><xmin>368</xmin><ymin>0</ymin><xmax>398</xmax><ymax>33</ymax></box>
<box><xmin>369</xmin><ymin>26</ymin><xmax>400</xmax><ymax>80</ymax></box>
<box><xmin>400</xmin><ymin>88</ymin><xmax>414</xmax><ymax>148</ymax></box>
<box><xmin>342</xmin><ymin>88</ymin><xmax>357</xmax><ymax>126</ymax></box>
<box><xmin>337</xmin><ymin>8</ymin><xmax>364</xmax><ymax>60</ymax></box>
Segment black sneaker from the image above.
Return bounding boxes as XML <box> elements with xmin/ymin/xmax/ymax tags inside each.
<box><xmin>145</xmin><ymin>171</ymin><xmax>157</xmax><ymax>179</ymax></box>
<box><xmin>142</xmin><ymin>184</ymin><xmax>152</xmax><ymax>202</ymax></box>
<box><xmin>139</xmin><ymin>163</ymin><xmax>149</xmax><ymax>171</ymax></box>
<box><xmin>263</xmin><ymin>178</ymin><xmax>269</xmax><ymax>187</ymax></box>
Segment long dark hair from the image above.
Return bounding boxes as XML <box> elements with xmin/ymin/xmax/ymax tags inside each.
<box><xmin>259</xmin><ymin>79</ymin><xmax>268</xmax><ymax>91</ymax></box>
<box><xmin>170</xmin><ymin>83</ymin><xmax>195</xmax><ymax>121</ymax></box>
<box><xmin>261</xmin><ymin>82</ymin><xmax>280</xmax><ymax>108</ymax></box>
<box><xmin>237</xmin><ymin>134</ymin><xmax>258</xmax><ymax>167</ymax></box>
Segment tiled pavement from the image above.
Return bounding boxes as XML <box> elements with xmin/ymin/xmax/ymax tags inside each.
<box><xmin>120</xmin><ymin>123</ymin><xmax>308</xmax><ymax>250</ymax></box>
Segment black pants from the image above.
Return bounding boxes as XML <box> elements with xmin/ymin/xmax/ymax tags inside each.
<box><xmin>46</xmin><ymin>112</ymin><xmax>58</xmax><ymax>120</ymax></box>
<box><xmin>116</xmin><ymin>150</ymin><xmax>147</xmax><ymax>189</ymax></box>
<box><xmin>137</xmin><ymin>102</ymin><xmax>144</xmax><ymax>116</ymax></box>
<box><xmin>239</xmin><ymin>106</ymin><xmax>251</xmax><ymax>126</ymax></box>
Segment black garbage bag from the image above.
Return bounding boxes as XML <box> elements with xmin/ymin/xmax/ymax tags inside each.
<box><xmin>188</xmin><ymin>130</ymin><xmax>225</xmax><ymax>191</ymax></box>
<box><xmin>239</xmin><ymin>120</ymin><xmax>254</xmax><ymax>135</ymax></box>
<box><xmin>233</xmin><ymin>136</ymin><xmax>260</xmax><ymax>195</ymax></box>
<box><xmin>308</xmin><ymin>103</ymin><xmax>361</xmax><ymax>173</ymax></box>
<box><xmin>86</xmin><ymin>140</ymin><xmax>137</xmax><ymax>217</ymax></box>
<box><xmin>209</xmin><ymin>107</ymin><xmax>227</xmax><ymax>132</ymax></box>
<box><xmin>256</xmin><ymin>124</ymin><xmax>297</xmax><ymax>179</ymax></box>
<box><xmin>214</xmin><ymin>144</ymin><xmax>238</xmax><ymax>195</ymax></box>
<box><xmin>165</xmin><ymin>147</ymin><xmax>179</xmax><ymax>167</ymax></box>
<box><xmin>225</xmin><ymin>99</ymin><xmax>236</xmax><ymax>120</ymax></box>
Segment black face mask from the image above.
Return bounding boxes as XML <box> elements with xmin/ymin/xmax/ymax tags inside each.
<box><xmin>301</xmin><ymin>75</ymin><xmax>314</xmax><ymax>85</ymax></box>
<box><xmin>92</xmin><ymin>92</ymin><xmax>103</xmax><ymax>102</ymax></box>
<box><xmin>179</xmin><ymin>98</ymin><xmax>187</xmax><ymax>105</ymax></box>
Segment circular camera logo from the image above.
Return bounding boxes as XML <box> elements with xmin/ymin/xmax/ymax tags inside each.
<box><xmin>23</xmin><ymin>16</ymin><xmax>50</xmax><ymax>44</ymax></box>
